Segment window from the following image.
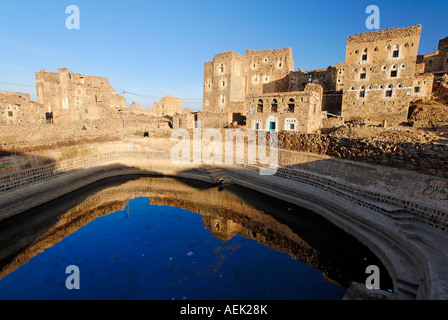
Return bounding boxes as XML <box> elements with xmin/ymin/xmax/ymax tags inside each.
<box><xmin>385</xmin><ymin>85</ymin><xmax>393</xmax><ymax>97</ymax></box>
<box><xmin>392</xmin><ymin>45</ymin><xmax>399</xmax><ymax>58</ymax></box>
<box><xmin>391</xmin><ymin>65</ymin><xmax>398</xmax><ymax>77</ymax></box>
<box><xmin>254</xmin><ymin>122</ymin><xmax>260</xmax><ymax>130</ymax></box>
<box><xmin>359</xmin><ymin>86</ymin><xmax>366</xmax><ymax>98</ymax></box>
<box><xmin>414</xmin><ymin>86</ymin><xmax>421</xmax><ymax>93</ymax></box>
<box><xmin>289</xmin><ymin>123</ymin><xmax>295</xmax><ymax>130</ymax></box>
<box><xmin>362</xmin><ymin>48</ymin><xmax>368</xmax><ymax>61</ymax></box>
<box><xmin>219</xmin><ymin>64</ymin><xmax>224</xmax><ymax>73</ymax></box>
<box><xmin>271</xmin><ymin>99</ymin><xmax>278</xmax><ymax>113</ymax></box>
<box><xmin>8</xmin><ymin>111</ymin><xmax>13</xmax><ymax>117</ymax></box>
<box><xmin>288</xmin><ymin>98</ymin><xmax>295</xmax><ymax>113</ymax></box>
<box><xmin>401</xmin><ymin>64</ymin><xmax>407</xmax><ymax>69</ymax></box>
<box><xmin>257</xmin><ymin>99</ymin><xmax>263</xmax><ymax>113</ymax></box>
<box><xmin>382</xmin><ymin>65</ymin><xmax>387</xmax><ymax>71</ymax></box>
<box><xmin>360</xmin><ymin>68</ymin><xmax>367</xmax><ymax>79</ymax></box>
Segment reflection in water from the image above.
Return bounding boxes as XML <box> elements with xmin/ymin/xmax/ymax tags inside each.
<box><xmin>0</xmin><ymin>176</ymin><xmax>392</xmax><ymax>299</ymax></box>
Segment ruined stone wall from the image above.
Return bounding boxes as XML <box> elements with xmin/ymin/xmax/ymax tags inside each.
<box><xmin>289</xmin><ymin>67</ymin><xmax>337</xmax><ymax>93</ymax></box>
<box><xmin>0</xmin><ymin>92</ymin><xmax>45</xmax><ymax>125</ymax></box>
<box><xmin>433</xmin><ymin>74</ymin><xmax>448</xmax><ymax>101</ymax></box>
<box><xmin>418</xmin><ymin>36</ymin><xmax>448</xmax><ymax>74</ymax></box>
<box><xmin>341</xmin><ymin>25</ymin><xmax>422</xmax><ymax>124</ymax></box>
<box><xmin>245</xmin><ymin>84</ymin><xmax>323</xmax><ymax>133</ymax></box>
<box><xmin>197</xmin><ymin>111</ymin><xmax>233</xmax><ymax>129</ymax></box>
<box><xmin>35</xmin><ymin>68</ymin><xmax>126</xmax><ymax>124</ymax></box>
<box><xmin>173</xmin><ymin>112</ymin><xmax>195</xmax><ymax>129</ymax></box>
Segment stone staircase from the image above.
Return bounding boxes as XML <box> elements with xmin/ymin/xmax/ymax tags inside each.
<box><xmin>396</xmin><ymin>278</ymin><xmax>420</xmax><ymax>299</ymax></box>
<box><xmin>203</xmin><ymin>165</ymin><xmax>233</xmax><ymax>186</ymax></box>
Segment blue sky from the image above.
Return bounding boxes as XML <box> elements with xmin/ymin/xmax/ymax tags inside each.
<box><xmin>0</xmin><ymin>0</ymin><xmax>447</xmax><ymax>110</ymax></box>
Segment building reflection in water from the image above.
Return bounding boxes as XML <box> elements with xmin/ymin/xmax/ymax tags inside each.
<box><xmin>0</xmin><ymin>176</ymin><xmax>392</xmax><ymax>290</ymax></box>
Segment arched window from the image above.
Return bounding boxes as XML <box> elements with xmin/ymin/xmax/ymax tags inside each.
<box><xmin>257</xmin><ymin>99</ymin><xmax>263</xmax><ymax>113</ymax></box>
<box><xmin>271</xmin><ymin>99</ymin><xmax>278</xmax><ymax>113</ymax></box>
<box><xmin>288</xmin><ymin>98</ymin><xmax>295</xmax><ymax>113</ymax></box>
<box><xmin>219</xmin><ymin>64</ymin><xmax>224</xmax><ymax>73</ymax></box>
<box><xmin>362</xmin><ymin>48</ymin><xmax>368</xmax><ymax>61</ymax></box>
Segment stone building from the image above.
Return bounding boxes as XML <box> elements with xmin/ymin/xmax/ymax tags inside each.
<box><xmin>129</xmin><ymin>102</ymin><xmax>146</xmax><ymax>114</ymax></box>
<box><xmin>150</xmin><ymin>95</ymin><xmax>182</xmax><ymax>117</ymax></box>
<box><xmin>173</xmin><ymin>109</ymin><xmax>196</xmax><ymax>129</ymax></box>
<box><xmin>203</xmin><ymin>48</ymin><xmax>294</xmax><ymax>116</ymax></box>
<box><xmin>245</xmin><ymin>83</ymin><xmax>323</xmax><ymax>133</ymax></box>
<box><xmin>417</xmin><ymin>36</ymin><xmax>448</xmax><ymax>76</ymax></box>
<box><xmin>341</xmin><ymin>25</ymin><xmax>423</xmax><ymax>124</ymax></box>
<box><xmin>0</xmin><ymin>92</ymin><xmax>45</xmax><ymax>125</ymax></box>
<box><xmin>35</xmin><ymin>68</ymin><xmax>126</xmax><ymax>124</ymax></box>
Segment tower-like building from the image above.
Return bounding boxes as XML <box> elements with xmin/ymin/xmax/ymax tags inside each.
<box><xmin>341</xmin><ymin>25</ymin><xmax>422</xmax><ymax>123</ymax></box>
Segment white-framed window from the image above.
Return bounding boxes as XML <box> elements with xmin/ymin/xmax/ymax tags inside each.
<box><xmin>253</xmin><ymin>120</ymin><xmax>262</xmax><ymax>130</ymax></box>
<box><xmin>285</xmin><ymin>118</ymin><xmax>297</xmax><ymax>131</ymax></box>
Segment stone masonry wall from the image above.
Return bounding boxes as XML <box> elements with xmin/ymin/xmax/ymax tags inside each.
<box><xmin>267</xmin><ymin>131</ymin><xmax>448</xmax><ymax>178</ymax></box>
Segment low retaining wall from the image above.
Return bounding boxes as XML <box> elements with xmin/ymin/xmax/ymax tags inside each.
<box><xmin>270</xmin><ymin>131</ymin><xmax>448</xmax><ymax>178</ymax></box>
<box><xmin>0</xmin><ymin>138</ymin><xmax>447</xmax><ymax>299</ymax></box>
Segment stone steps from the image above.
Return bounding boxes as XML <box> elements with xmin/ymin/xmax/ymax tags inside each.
<box><xmin>203</xmin><ymin>165</ymin><xmax>233</xmax><ymax>186</ymax></box>
<box><xmin>396</xmin><ymin>278</ymin><xmax>420</xmax><ymax>299</ymax></box>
